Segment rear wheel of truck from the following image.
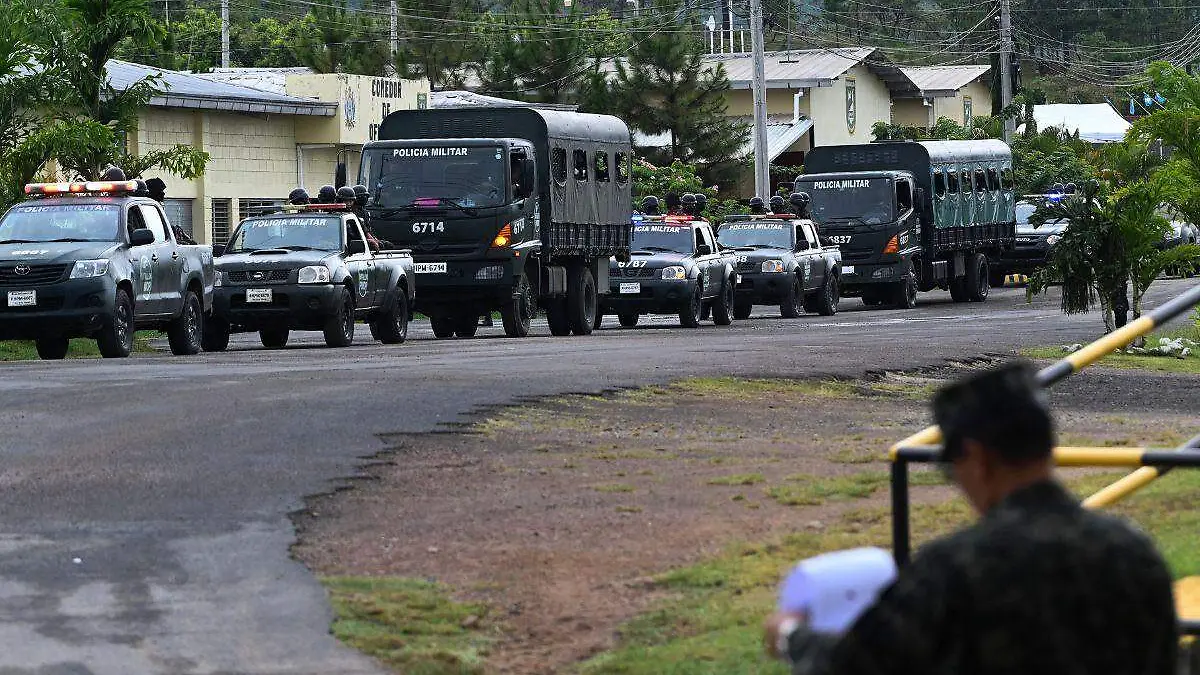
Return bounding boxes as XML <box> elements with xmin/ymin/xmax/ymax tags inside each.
<box><xmin>816</xmin><ymin>274</ymin><xmax>840</xmax><ymax>316</ymax></box>
<box><xmin>202</xmin><ymin>314</ymin><xmax>230</xmax><ymax>352</ymax></box>
<box><xmin>948</xmin><ymin>276</ymin><xmax>969</xmax><ymax>302</ymax></box>
<box><xmin>781</xmin><ymin>274</ymin><xmax>804</xmax><ymax>318</ymax></box>
<box><xmin>323</xmin><ymin>288</ymin><xmax>355</xmax><ymax>347</ymax></box>
<box><xmin>430</xmin><ymin>314</ymin><xmax>456</xmax><ymax>339</ymax></box>
<box><xmin>618</xmin><ymin>312</ymin><xmax>639</xmax><ymax>327</ymax></box>
<box><xmin>97</xmin><ymin>288</ymin><xmax>134</xmax><ymax>358</ymax></box>
<box><xmin>592</xmin><ymin>311</ymin><xmax>604</xmax><ymax>331</ymax></box>
<box><xmin>966</xmin><ymin>253</ymin><xmax>990</xmax><ymax>302</ymax></box>
<box><xmin>373</xmin><ymin>290</ymin><xmax>409</xmax><ymax>344</ymax></box>
<box><xmin>454</xmin><ymin>313</ymin><xmax>479</xmax><ymax>338</ymax></box>
<box><xmin>679</xmin><ymin>287</ymin><xmax>702</xmax><ymax>328</ymax></box>
<box><xmin>167</xmin><ymin>291</ymin><xmax>203</xmax><ymax>356</ymax></box>
<box><xmin>501</xmin><ymin>273</ymin><xmax>536</xmax><ymax>338</ymax></box>
<box><xmin>891</xmin><ymin>273</ymin><xmax>918</xmax><ymax>309</ymax></box>
<box><xmin>733</xmin><ymin>301</ymin><xmax>753</xmax><ymax>320</ymax></box>
<box><xmin>712</xmin><ymin>277</ymin><xmax>735</xmax><ymax>326</ymax></box>
<box><xmin>260</xmin><ymin>328</ymin><xmax>289</xmax><ymax>348</ymax></box>
<box><xmin>566</xmin><ymin>263</ymin><xmax>597</xmax><ymax>336</ymax></box>
<box><xmin>36</xmin><ymin>336</ymin><xmax>69</xmax><ymax>360</ymax></box>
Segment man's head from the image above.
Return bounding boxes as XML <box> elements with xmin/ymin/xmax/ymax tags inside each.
<box><xmin>932</xmin><ymin>361</ymin><xmax>1056</xmax><ymax>513</ymax></box>
<box><xmin>146</xmin><ymin>178</ymin><xmax>167</xmax><ymax>203</ymax></box>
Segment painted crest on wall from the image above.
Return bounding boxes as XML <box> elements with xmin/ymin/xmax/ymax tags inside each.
<box><xmin>845</xmin><ymin>78</ymin><xmax>857</xmax><ymax>134</ymax></box>
<box><xmin>344</xmin><ymin>87</ymin><xmax>357</xmax><ymax>129</ymax></box>
<box><xmin>963</xmin><ymin>96</ymin><xmax>973</xmax><ymax>129</ymax></box>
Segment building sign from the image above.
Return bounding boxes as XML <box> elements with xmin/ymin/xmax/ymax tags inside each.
<box><xmin>344</xmin><ymin>86</ymin><xmax>358</xmax><ymax>129</ymax></box>
<box><xmin>963</xmin><ymin>95</ymin><xmax>973</xmax><ymax>129</ymax></box>
<box><xmin>845</xmin><ymin>77</ymin><xmax>857</xmax><ymax>134</ymax></box>
<box><xmin>417</xmin><ymin>92</ymin><xmax>428</xmax><ymax>110</ymax></box>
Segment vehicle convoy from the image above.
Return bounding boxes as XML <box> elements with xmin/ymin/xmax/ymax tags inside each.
<box><xmin>715</xmin><ymin>194</ymin><xmax>842</xmax><ymax>319</ymax></box>
<box><xmin>992</xmin><ymin>200</ymin><xmax>1069</xmax><ymax>282</ymax></box>
<box><xmin>207</xmin><ymin>199</ymin><xmax>415</xmax><ymax>350</ymax></box>
<box><xmin>359</xmin><ymin>107</ymin><xmax>633</xmax><ymax>338</ymax></box>
<box><xmin>0</xmin><ymin>180</ymin><xmax>215</xmax><ymax>359</ymax></box>
<box><xmin>796</xmin><ymin>140</ymin><xmax>1016</xmax><ymax>308</ymax></box>
<box><xmin>597</xmin><ymin>195</ymin><xmax>738</xmax><ymax>329</ymax></box>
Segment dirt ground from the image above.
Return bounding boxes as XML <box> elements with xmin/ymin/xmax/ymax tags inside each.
<box><xmin>292</xmin><ymin>362</ymin><xmax>1200</xmax><ymax>674</ymax></box>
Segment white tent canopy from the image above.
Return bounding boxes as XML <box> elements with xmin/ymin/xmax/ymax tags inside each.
<box><xmin>1023</xmin><ymin>103</ymin><xmax>1131</xmax><ymax>143</ymax></box>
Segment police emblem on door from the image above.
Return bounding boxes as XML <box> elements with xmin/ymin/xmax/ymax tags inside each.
<box><xmin>846</xmin><ymin>78</ymin><xmax>857</xmax><ymax>134</ymax></box>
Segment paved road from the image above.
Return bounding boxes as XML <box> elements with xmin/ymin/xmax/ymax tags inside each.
<box><xmin>0</xmin><ymin>280</ymin><xmax>1195</xmax><ymax>674</ymax></box>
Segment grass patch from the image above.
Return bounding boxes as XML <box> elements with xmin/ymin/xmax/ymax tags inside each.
<box><xmin>593</xmin><ymin>483</ymin><xmax>636</xmax><ymax>494</ymax></box>
<box><xmin>707</xmin><ymin>473</ymin><xmax>766</xmax><ymax>487</ymax></box>
<box><xmin>325</xmin><ymin>576</ymin><xmax>493</xmax><ymax>675</ymax></box>
<box><xmin>1021</xmin><ymin>326</ymin><xmax>1200</xmax><ymax>375</ymax></box>
<box><xmin>644</xmin><ymin>377</ymin><xmax>862</xmax><ymax>401</ymax></box>
<box><xmin>765</xmin><ymin>472</ymin><xmax>889</xmax><ymax>506</ymax></box>
<box><xmin>0</xmin><ymin>332</ymin><xmax>156</xmax><ymax>361</ymax></box>
<box><xmin>828</xmin><ymin>447</ymin><xmax>885</xmax><ymax>464</ymax></box>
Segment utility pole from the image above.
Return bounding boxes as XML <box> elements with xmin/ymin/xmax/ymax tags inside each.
<box><xmin>388</xmin><ymin>0</ymin><xmax>399</xmax><ymax>76</ymax></box>
<box><xmin>750</xmin><ymin>0</ymin><xmax>770</xmax><ymax>198</ymax></box>
<box><xmin>728</xmin><ymin>0</ymin><xmax>735</xmax><ymax>52</ymax></box>
<box><xmin>999</xmin><ymin>0</ymin><xmax>1014</xmax><ymax>142</ymax></box>
<box><xmin>220</xmin><ymin>0</ymin><xmax>230</xmax><ymax>68</ymax></box>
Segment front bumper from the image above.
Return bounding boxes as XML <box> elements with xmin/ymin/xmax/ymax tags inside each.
<box><xmin>409</xmin><ymin>258</ymin><xmax>520</xmax><ymax>312</ymax></box>
<box><xmin>838</xmin><ymin>262</ymin><xmax>900</xmax><ymax>292</ymax></box>
<box><xmin>735</xmin><ymin>272</ymin><xmax>790</xmax><ymax>302</ymax></box>
<box><xmin>0</xmin><ymin>277</ymin><xmax>116</xmax><ymax>339</ymax></box>
<box><xmin>600</xmin><ymin>278</ymin><xmax>696</xmax><ymax>314</ymax></box>
<box><xmin>214</xmin><ymin>283</ymin><xmax>342</xmax><ymax>330</ymax></box>
<box><xmin>993</xmin><ymin>243</ymin><xmax>1051</xmax><ymax>273</ymax></box>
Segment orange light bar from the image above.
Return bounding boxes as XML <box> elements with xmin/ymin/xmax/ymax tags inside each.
<box><xmin>883</xmin><ymin>234</ymin><xmax>899</xmax><ymax>254</ymax></box>
<box><xmin>25</xmin><ymin>181</ymin><xmax>138</xmax><ymax>196</ymax></box>
<box><xmin>492</xmin><ymin>223</ymin><xmax>513</xmax><ymax>249</ymax></box>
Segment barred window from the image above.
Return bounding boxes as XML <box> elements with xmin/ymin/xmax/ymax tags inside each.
<box><xmin>239</xmin><ymin>198</ymin><xmax>284</xmax><ymax>222</ymax></box>
<box><xmin>211</xmin><ymin>198</ymin><xmax>232</xmax><ymax>244</ymax></box>
<box><xmin>162</xmin><ymin>199</ymin><xmax>194</xmax><ymax>237</ymax></box>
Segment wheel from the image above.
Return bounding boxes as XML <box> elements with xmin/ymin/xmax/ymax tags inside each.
<box><xmin>35</xmin><ymin>336</ymin><xmax>69</xmax><ymax>360</ymax></box>
<box><xmin>373</xmin><ymin>290</ymin><xmax>409</xmax><ymax>344</ymax></box>
<box><xmin>592</xmin><ymin>310</ymin><xmax>604</xmax><ymax>331</ymax></box>
<box><xmin>323</xmin><ymin>287</ymin><xmax>355</xmax><ymax>347</ymax></box>
<box><xmin>780</xmin><ymin>274</ymin><xmax>803</xmax><ymax>318</ymax></box>
<box><xmin>166</xmin><ymin>291</ymin><xmax>203</xmax><ymax>355</ymax></box>
<box><xmin>202</xmin><ymin>314</ymin><xmax>230</xmax><ymax>352</ymax></box>
<box><xmin>97</xmin><ymin>287</ymin><xmax>134</xmax><ymax>358</ymax></box>
<box><xmin>965</xmin><ymin>253</ymin><xmax>989</xmax><ymax>302</ymax></box>
<box><xmin>948</xmin><ymin>276</ymin><xmax>969</xmax><ymax>302</ymax></box>
<box><xmin>816</xmin><ymin>273</ymin><xmax>839</xmax><ymax>316</ymax></box>
<box><xmin>429</xmin><ymin>314</ymin><xmax>455</xmax><ymax>339</ymax></box>
<box><xmin>259</xmin><ymin>327</ymin><xmax>289</xmax><ymax>348</ymax></box>
<box><xmin>679</xmin><ymin>286</ymin><xmax>702</xmax><ymax>328</ymax></box>
<box><xmin>700</xmin><ymin>305</ymin><xmax>711</xmax><ymax>321</ymax></box>
<box><xmin>618</xmin><ymin>312</ymin><xmax>639</xmax><ymax>327</ymax></box>
<box><xmin>501</xmin><ymin>273</ymin><xmax>536</xmax><ymax>338</ymax></box>
<box><xmin>566</xmin><ymin>263</ymin><xmax>597</xmax><ymax>336</ymax></box>
<box><xmin>454</xmin><ymin>313</ymin><xmax>478</xmax><ymax>338</ymax></box>
<box><xmin>733</xmin><ymin>301</ymin><xmax>752</xmax><ymax>320</ymax></box>
<box><xmin>892</xmin><ymin>272</ymin><xmax>918</xmax><ymax>309</ymax></box>
<box><xmin>546</xmin><ymin>299</ymin><xmax>571</xmax><ymax>336</ymax></box>
<box><xmin>711</xmin><ymin>276</ymin><xmax>735</xmax><ymax>325</ymax></box>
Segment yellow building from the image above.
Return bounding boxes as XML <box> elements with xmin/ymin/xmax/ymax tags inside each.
<box><xmin>893</xmin><ymin>65</ymin><xmax>992</xmax><ymax>130</ymax></box>
<box><xmin>113</xmin><ymin>61</ymin><xmax>430</xmax><ymax>244</ymax></box>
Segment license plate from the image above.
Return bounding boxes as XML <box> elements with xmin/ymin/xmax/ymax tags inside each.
<box><xmin>245</xmin><ymin>288</ymin><xmax>273</xmax><ymax>303</ymax></box>
<box><xmin>736</xmin><ymin>274</ymin><xmax>742</xmax><ymax>283</ymax></box>
<box><xmin>7</xmin><ymin>290</ymin><xmax>35</xmax><ymax>307</ymax></box>
<box><xmin>415</xmin><ymin>262</ymin><xmax>447</xmax><ymax>274</ymax></box>
<box><xmin>841</xmin><ymin>265</ymin><xmax>855</xmax><ymax>275</ymax></box>
<box><xmin>619</xmin><ymin>282</ymin><xmax>641</xmax><ymax>294</ymax></box>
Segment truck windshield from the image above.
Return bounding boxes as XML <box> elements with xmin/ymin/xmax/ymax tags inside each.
<box><xmin>797</xmin><ymin>177</ymin><xmax>895</xmax><ymax>225</ymax></box>
<box><xmin>631</xmin><ymin>224</ymin><xmax>694</xmax><ymax>254</ymax></box>
<box><xmin>717</xmin><ymin>222</ymin><xmax>792</xmax><ymax>249</ymax></box>
<box><xmin>362</xmin><ymin>145</ymin><xmax>507</xmax><ymax>209</ymax></box>
<box><xmin>226</xmin><ymin>216</ymin><xmax>343</xmax><ymax>253</ymax></box>
<box><xmin>0</xmin><ymin>204</ymin><xmax>120</xmax><ymax>243</ymax></box>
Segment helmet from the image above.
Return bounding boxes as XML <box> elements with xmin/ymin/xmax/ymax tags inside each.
<box><xmin>288</xmin><ymin>188</ymin><xmax>311</xmax><ymax>205</ymax></box>
<box><xmin>664</xmin><ymin>193</ymin><xmax>682</xmax><ymax>212</ymax></box>
<box><xmin>748</xmin><ymin>196</ymin><xmax>767</xmax><ymax>214</ymax></box>
<box><xmin>336</xmin><ymin>186</ymin><xmax>356</xmax><ymax>202</ymax></box>
<box><xmin>695</xmin><ymin>193</ymin><xmax>708</xmax><ymax>213</ymax></box>
<box><xmin>789</xmin><ymin>192</ymin><xmax>811</xmax><ymax>217</ymax></box>
<box><xmin>769</xmin><ymin>195</ymin><xmax>786</xmax><ymax>213</ymax></box>
<box><xmin>101</xmin><ymin>166</ymin><xmax>127</xmax><ymax>181</ymax></box>
<box><xmin>317</xmin><ymin>185</ymin><xmax>337</xmax><ymax>203</ymax></box>
<box><xmin>352</xmin><ymin>184</ymin><xmax>369</xmax><ymax>207</ymax></box>
<box><xmin>640</xmin><ymin>195</ymin><xmax>660</xmax><ymax>215</ymax></box>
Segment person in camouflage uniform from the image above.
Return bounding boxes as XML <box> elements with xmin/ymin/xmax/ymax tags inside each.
<box><xmin>765</xmin><ymin>361</ymin><xmax>1178</xmax><ymax>675</ymax></box>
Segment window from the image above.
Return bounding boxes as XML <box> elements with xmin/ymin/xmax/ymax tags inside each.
<box><xmin>961</xmin><ymin>170</ymin><xmax>973</xmax><ymax>193</ymax></box>
<box><xmin>896</xmin><ymin>180</ymin><xmax>913</xmax><ymax>212</ymax></box>
<box><xmin>127</xmin><ymin>204</ymin><xmax>147</xmax><ymax>241</ymax></box>
<box><xmin>551</xmin><ymin>147</ymin><xmax>567</xmax><ymax>184</ymax></box>
<box><xmin>212</xmin><ymin>198</ymin><xmax>232</xmax><ymax>244</ymax></box>
<box><xmin>573</xmin><ymin>149</ymin><xmax>588</xmax><ymax>182</ymax></box>
<box><xmin>595</xmin><ymin>152</ymin><xmax>610</xmax><ymax>182</ymax></box>
<box><xmin>240</xmin><ymin>198</ymin><xmax>284</xmax><ymax>222</ymax></box>
<box><xmin>986</xmin><ymin>168</ymin><xmax>999</xmax><ymax>191</ymax></box>
<box><xmin>947</xmin><ymin>169</ymin><xmax>959</xmax><ymax>193</ymax></box>
<box><xmin>801</xmin><ymin>222</ymin><xmax>819</xmax><ymax>246</ymax></box>
<box><xmin>1000</xmin><ymin>167</ymin><xmax>1013</xmax><ymax>190</ymax></box>
<box><xmin>138</xmin><ymin>204</ymin><xmax>169</xmax><ymax>242</ymax></box>
<box><xmin>616</xmin><ymin>152</ymin><xmax>631</xmax><ymax>183</ymax></box>
<box><xmin>162</xmin><ymin>199</ymin><xmax>193</xmax><ymax>237</ymax></box>
<box><xmin>933</xmin><ymin>170</ymin><xmax>947</xmax><ymax>198</ymax></box>
<box><xmin>974</xmin><ymin>168</ymin><xmax>987</xmax><ymax>192</ymax></box>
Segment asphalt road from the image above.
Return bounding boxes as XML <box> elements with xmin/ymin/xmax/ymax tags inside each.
<box><xmin>0</xmin><ymin>279</ymin><xmax>1195</xmax><ymax>675</ymax></box>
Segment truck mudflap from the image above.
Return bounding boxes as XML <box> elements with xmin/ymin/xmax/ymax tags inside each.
<box><xmin>544</xmin><ymin>222</ymin><xmax>631</xmax><ymax>260</ymax></box>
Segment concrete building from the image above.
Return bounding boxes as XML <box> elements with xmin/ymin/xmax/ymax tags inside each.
<box><xmin>893</xmin><ymin>65</ymin><xmax>992</xmax><ymax>130</ymax></box>
<box><xmin>113</xmin><ymin>61</ymin><xmax>430</xmax><ymax>244</ymax></box>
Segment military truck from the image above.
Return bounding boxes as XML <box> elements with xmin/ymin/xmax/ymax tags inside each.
<box><xmin>360</xmin><ymin>108</ymin><xmax>633</xmax><ymax>338</ymax></box>
<box><xmin>796</xmin><ymin>140</ymin><xmax>1015</xmax><ymax>308</ymax></box>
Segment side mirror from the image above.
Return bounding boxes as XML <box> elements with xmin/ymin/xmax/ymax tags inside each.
<box><xmin>796</xmin><ymin>239</ymin><xmax>811</xmax><ymax>251</ymax></box>
<box><xmin>212</xmin><ymin>243</ymin><xmax>225</xmax><ymax>257</ymax></box>
<box><xmin>347</xmin><ymin>240</ymin><xmax>367</xmax><ymax>255</ymax></box>
<box><xmin>130</xmin><ymin>228</ymin><xmax>155</xmax><ymax>246</ymax></box>
<box><xmin>520</xmin><ymin>158</ymin><xmax>535</xmax><ymax>194</ymax></box>
<box><xmin>696</xmin><ymin>244</ymin><xmax>712</xmax><ymax>256</ymax></box>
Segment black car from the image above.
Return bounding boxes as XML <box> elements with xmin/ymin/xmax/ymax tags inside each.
<box><xmin>716</xmin><ymin>215</ymin><xmax>842</xmax><ymax>318</ymax></box>
<box><xmin>597</xmin><ymin>215</ymin><xmax>737</xmax><ymax>328</ymax></box>
<box><xmin>991</xmin><ymin>201</ymin><xmax>1068</xmax><ymax>283</ymax></box>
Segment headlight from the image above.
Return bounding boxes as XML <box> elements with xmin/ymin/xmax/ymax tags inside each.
<box><xmin>1046</xmin><ymin>234</ymin><xmax>1062</xmax><ymax>246</ymax></box>
<box><xmin>69</xmin><ymin>259</ymin><xmax>109</xmax><ymax>279</ymax></box>
<box><xmin>761</xmin><ymin>260</ymin><xmax>785</xmax><ymax>273</ymax></box>
<box><xmin>660</xmin><ymin>266</ymin><xmax>687</xmax><ymax>280</ymax></box>
<box><xmin>297</xmin><ymin>265</ymin><xmax>331</xmax><ymax>284</ymax></box>
<box><xmin>475</xmin><ymin>265</ymin><xmax>504</xmax><ymax>280</ymax></box>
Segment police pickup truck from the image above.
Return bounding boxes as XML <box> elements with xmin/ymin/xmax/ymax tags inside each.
<box><xmin>0</xmin><ymin>179</ymin><xmax>215</xmax><ymax>359</ymax></box>
<box><xmin>716</xmin><ymin>195</ymin><xmax>843</xmax><ymax>319</ymax></box>
<box><xmin>597</xmin><ymin>196</ymin><xmax>737</xmax><ymax>328</ymax></box>
<box><xmin>207</xmin><ymin>201</ymin><xmax>415</xmax><ymax>350</ymax></box>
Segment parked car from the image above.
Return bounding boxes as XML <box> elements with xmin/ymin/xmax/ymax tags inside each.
<box><xmin>991</xmin><ymin>200</ymin><xmax>1068</xmax><ymax>284</ymax></box>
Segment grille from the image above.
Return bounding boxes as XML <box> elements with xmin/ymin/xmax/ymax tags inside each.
<box><xmin>737</xmin><ymin>261</ymin><xmax>758</xmax><ymax>273</ymax></box>
<box><xmin>227</xmin><ymin>269</ymin><xmax>291</xmax><ymax>284</ymax></box>
<box><xmin>0</xmin><ymin>264</ymin><xmax>69</xmax><ymax>286</ymax></box>
<box><xmin>1</xmin><ymin>296</ymin><xmax>64</xmax><ymax>310</ymax></box>
<box><xmin>841</xmin><ymin>247</ymin><xmax>877</xmax><ymax>263</ymax></box>
<box><xmin>618</xmin><ymin>267</ymin><xmax>656</xmax><ymax>278</ymax></box>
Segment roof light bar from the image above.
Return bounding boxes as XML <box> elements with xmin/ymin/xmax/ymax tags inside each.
<box><xmin>24</xmin><ymin>181</ymin><xmax>140</xmax><ymax>196</ymax></box>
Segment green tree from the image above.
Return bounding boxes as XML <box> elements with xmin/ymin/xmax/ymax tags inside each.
<box><xmin>294</xmin><ymin>0</ymin><xmax>388</xmax><ymax>75</ymax></box>
<box><xmin>394</xmin><ymin>0</ymin><xmax>485</xmax><ymax>89</ymax></box>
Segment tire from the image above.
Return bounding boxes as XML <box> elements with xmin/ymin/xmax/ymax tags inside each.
<box><xmin>546</xmin><ymin>299</ymin><xmax>571</xmax><ymax>336</ymax></box>
<box><xmin>167</xmin><ymin>291</ymin><xmax>203</xmax><ymax>355</ymax></box>
<box><xmin>817</xmin><ymin>273</ymin><xmax>840</xmax><ymax>316</ymax></box>
<box><xmin>948</xmin><ymin>276</ymin><xmax>969</xmax><ymax>302</ymax></box>
<box><xmin>323</xmin><ymin>287</ymin><xmax>355</xmax><ymax>347</ymax></box>
<box><xmin>97</xmin><ymin>288</ymin><xmax>134</xmax><ymax>358</ymax></box>
<box><xmin>202</xmin><ymin>314</ymin><xmax>230</xmax><ymax>352</ymax></box>
<box><xmin>618</xmin><ymin>312</ymin><xmax>639</xmax><ymax>327</ymax></box>
<box><xmin>566</xmin><ymin>263</ymin><xmax>597</xmax><ymax>336</ymax></box>
<box><xmin>36</xmin><ymin>336</ymin><xmax>69</xmax><ymax>360</ymax></box>
<box><xmin>700</xmin><ymin>305</ymin><xmax>711</xmax><ymax>321</ymax></box>
<box><xmin>592</xmin><ymin>310</ymin><xmax>604</xmax><ymax>331</ymax></box>
<box><xmin>501</xmin><ymin>273</ymin><xmax>536</xmax><ymax>338</ymax></box>
<box><xmin>454</xmin><ymin>314</ymin><xmax>478</xmax><ymax>338</ymax></box>
<box><xmin>892</xmin><ymin>272</ymin><xmax>918</xmax><ymax>309</ymax></box>
<box><xmin>373</xmin><ymin>290</ymin><xmax>409</xmax><ymax>344</ymax></box>
<box><xmin>966</xmin><ymin>253</ymin><xmax>990</xmax><ymax>302</ymax></box>
<box><xmin>712</xmin><ymin>276</ymin><xmax>735</xmax><ymax>326</ymax></box>
<box><xmin>733</xmin><ymin>301</ymin><xmax>753</xmax><ymax>320</ymax></box>
<box><xmin>260</xmin><ymin>327</ymin><xmax>289</xmax><ymax>348</ymax></box>
<box><xmin>780</xmin><ymin>274</ymin><xmax>803</xmax><ymax>318</ymax></box>
<box><xmin>430</xmin><ymin>314</ymin><xmax>456</xmax><ymax>339</ymax></box>
<box><xmin>679</xmin><ymin>287</ymin><xmax>702</xmax><ymax>328</ymax></box>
